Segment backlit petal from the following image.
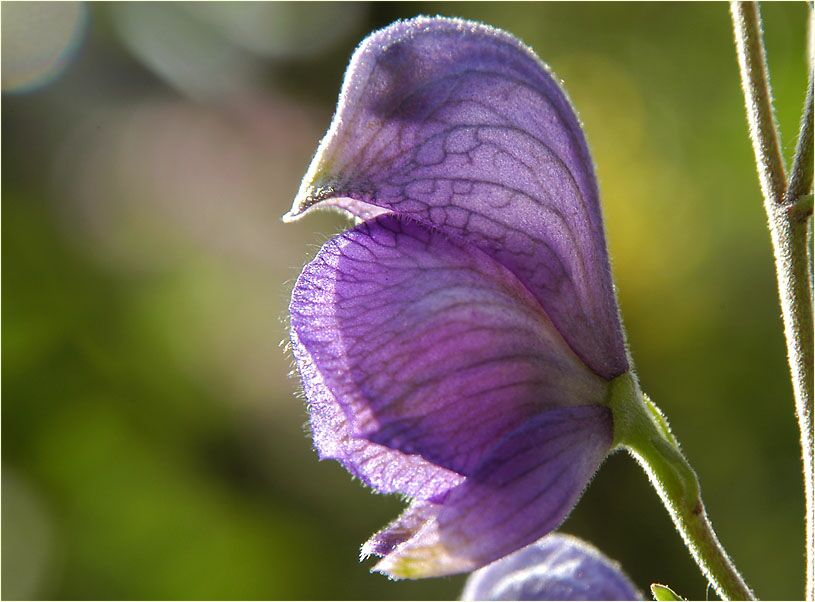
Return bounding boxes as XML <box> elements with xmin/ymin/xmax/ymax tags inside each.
<box><xmin>361</xmin><ymin>500</ymin><xmax>440</xmax><ymax>559</ymax></box>
<box><xmin>461</xmin><ymin>533</ymin><xmax>642</xmax><ymax>600</ymax></box>
<box><xmin>285</xmin><ymin>16</ymin><xmax>627</xmax><ymax>379</ymax></box>
<box><xmin>372</xmin><ymin>406</ymin><xmax>612</xmax><ymax>578</ymax></box>
<box><xmin>289</xmin><ymin>214</ymin><xmax>608</xmax><ymax>479</ymax></box>
<box><xmin>292</xmin><ymin>327</ymin><xmax>463</xmax><ymax>500</ymax></box>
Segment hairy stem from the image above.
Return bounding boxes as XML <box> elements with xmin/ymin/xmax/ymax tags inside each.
<box><xmin>785</xmin><ymin>80</ymin><xmax>813</xmax><ymax>206</ymax></box>
<box><xmin>783</xmin><ymin>76</ymin><xmax>814</xmax><ymax>601</ymax></box>
<box><xmin>730</xmin><ymin>1</ymin><xmax>786</xmax><ymax>202</ymax></box>
<box><xmin>731</xmin><ymin>3</ymin><xmax>815</xmax><ymax>598</ymax></box>
<box><xmin>609</xmin><ymin>375</ymin><xmax>755</xmax><ymax>600</ymax></box>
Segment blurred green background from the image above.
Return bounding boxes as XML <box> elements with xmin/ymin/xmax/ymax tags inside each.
<box><xmin>2</xmin><ymin>2</ymin><xmax>810</xmax><ymax>599</ymax></box>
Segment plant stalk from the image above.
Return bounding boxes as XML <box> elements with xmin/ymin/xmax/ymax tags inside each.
<box><xmin>730</xmin><ymin>3</ymin><xmax>815</xmax><ymax>598</ymax></box>
<box><xmin>609</xmin><ymin>376</ymin><xmax>755</xmax><ymax>600</ymax></box>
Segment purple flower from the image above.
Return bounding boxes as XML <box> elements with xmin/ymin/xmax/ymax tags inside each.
<box><xmin>462</xmin><ymin>534</ymin><xmax>642</xmax><ymax>601</ymax></box>
<box><xmin>287</xmin><ymin>17</ymin><xmax>629</xmax><ymax>578</ymax></box>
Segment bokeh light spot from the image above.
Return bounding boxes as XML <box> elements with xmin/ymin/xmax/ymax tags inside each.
<box><xmin>2</xmin><ymin>1</ymin><xmax>88</xmax><ymax>93</ymax></box>
<box><xmin>1</xmin><ymin>470</ymin><xmax>54</xmax><ymax>599</ymax></box>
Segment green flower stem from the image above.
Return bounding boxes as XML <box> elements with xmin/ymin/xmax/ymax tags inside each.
<box><xmin>729</xmin><ymin>1</ymin><xmax>786</xmax><ymax>203</ymax></box>
<box><xmin>730</xmin><ymin>3</ymin><xmax>815</xmax><ymax>598</ymax></box>
<box><xmin>609</xmin><ymin>374</ymin><xmax>755</xmax><ymax>601</ymax></box>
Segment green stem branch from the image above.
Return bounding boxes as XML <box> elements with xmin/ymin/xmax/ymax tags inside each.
<box><xmin>785</xmin><ymin>80</ymin><xmax>813</xmax><ymax>207</ymax></box>
<box><xmin>730</xmin><ymin>3</ymin><xmax>814</xmax><ymax>598</ymax></box>
<box><xmin>730</xmin><ymin>1</ymin><xmax>786</xmax><ymax>203</ymax></box>
<box><xmin>609</xmin><ymin>375</ymin><xmax>755</xmax><ymax>601</ymax></box>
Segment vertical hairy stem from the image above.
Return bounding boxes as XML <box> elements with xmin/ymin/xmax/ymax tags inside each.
<box><xmin>780</xmin><ymin>77</ymin><xmax>814</xmax><ymax>600</ymax></box>
<box><xmin>786</xmin><ymin>81</ymin><xmax>813</xmax><ymax>208</ymax></box>
<box><xmin>730</xmin><ymin>2</ymin><xmax>786</xmax><ymax>202</ymax></box>
<box><xmin>730</xmin><ymin>2</ymin><xmax>815</xmax><ymax>598</ymax></box>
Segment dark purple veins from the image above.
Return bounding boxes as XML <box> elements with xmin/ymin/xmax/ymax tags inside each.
<box><xmin>287</xmin><ymin>16</ymin><xmax>630</xmax><ymax>579</ymax></box>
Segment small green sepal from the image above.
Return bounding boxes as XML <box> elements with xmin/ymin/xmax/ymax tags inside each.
<box><xmin>651</xmin><ymin>583</ymin><xmax>685</xmax><ymax>601</ymax></box>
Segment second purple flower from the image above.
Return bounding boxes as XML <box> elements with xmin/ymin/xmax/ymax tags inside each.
<box><xmin>287</xmin><ymin>16</ymin><xmax>631</xmax><ymax>578</ymax></box>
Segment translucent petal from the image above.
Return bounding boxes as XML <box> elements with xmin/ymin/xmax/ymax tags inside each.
<box><xmin>292</xmin><ymin>327</ymin><xmax>463</xmax><ymax>500</ymax></box>
<box><xmin>361</xmin><ymin>500</ymin><xmax>439</xmax><ymax>559</ymax></box>
<box><xmin>286</xmin><ymin>17</ymin><xmax>627</xmax><ymax>379</ymax></box>
<box><xmin>461</xmin><ymin>533</ymin><xmax>642</xmax><ymax>600</ymax></box>
<box><xmin>370</xmin><ymin>406</ymin><xmax>613</xmax><ymax>578</ymax></box>
<box><xmin>289</xmin><ymin>214</ymin><xmax>608</xmax><ymax>479</ymax></box>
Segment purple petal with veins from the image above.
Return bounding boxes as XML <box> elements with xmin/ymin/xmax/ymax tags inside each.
<box><xmin>290</xmin><ymin>215</ymin><xmax>614</xmax><ymax>576</ymax></box>
<box><xmin>461</xmin><ymin>533</ymin><xmax>643</xmax><ymax>600</ymax></box>
<box><xmin>361</xmin><ymin>500</ymin><xmax>439</xmax><ymax>559</ymax></box>
<box><xmin>290</xmin><ymin>215</ymin><xmax>608</xmax><ymax>478</ymax></box>
<box><xmin>369</xmin><ymin>405</ymin><xmax>612</xmax><ymax>577</ymax></box>
<box><xmin>287</xmin><ymin>16</ymin><xmax>631</xmax><ymax>580</ymax></box>
<box><xmin>285</xmin><ymin>16</ymin><xmax>627</xmax><ymax>379</ymax></box>
<box><xmin>292</xmin><ymin>325</ymin><xmax>463</xmax><ymax>500</ymax></box>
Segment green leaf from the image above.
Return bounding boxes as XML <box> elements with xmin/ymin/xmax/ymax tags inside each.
<box><xmin>650</xmin><ymin>583</ymin><xmax>685</xmax><ymax>601</ymax></box>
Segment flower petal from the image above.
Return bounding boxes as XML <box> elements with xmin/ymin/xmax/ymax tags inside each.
<box><xmin>461</xmin><ymin>533</ymin><xmax>642</xmax><ymax>600</ymax></box>
<box><xmin>371</xmin><ymin>406</ymin><xmax>612</xmax><ymax>578</ymax></box>
<box><xmin>292</xmin><ymin>327</ymin><xmax>464</xmax><ymax>500</ymax></box>
<box><xmin>290</xmin><ymin>214</ymin><xmax>608</xmax><ymax>480</ymax></box>
<box><xmin>285</xmin><ymin>16</ymin><xmax>627</xmax><ymax>379</ymax></box>
<box><xmin>360</xmin><ymin>500</ymin><xmax>439</xmax><ymax>559</ymax></box>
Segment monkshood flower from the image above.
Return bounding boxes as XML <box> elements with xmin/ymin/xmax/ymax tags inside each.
<box><xmin>286</xmin><ymin>16</ymin><xmax>632</xmax><ymax>578</ymax></box>
<box><xmin>461</xmin><ymin>534</ymin><xmax>642</xmax><ymax>601</ymax></box>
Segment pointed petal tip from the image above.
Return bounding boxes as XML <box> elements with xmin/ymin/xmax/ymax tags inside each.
<box><xmin>369</xmin><ymin>534</ymin><xmax>443</xmax><ymax>580</ymax></box>
<box><xmin>359</xmin><ymin>540</ymin><xmax>378</xmax><ymax>562</ymax></box>
<box><xmin>371</xmin><ymin>555</ymin><xmax>416</xmax><ymax>580</ymax></box>
<box><xmin>282</xmin><ymin>182</ymin><xmax>314</xmax><ymax>223</ymax></box>
<box><xmin>362</xmin><ymin>531</ymin><xmax>414</xmax><ymax>573</ymax></box>
<box><xmin>370</xmin><ymin>533</ymin><xmax>475</xmax><ymax>580</ymax></box>
<box><xmin>371</xmin><ymin>550</ymin><xmax>472</xmax><ymax>580</ymax></box>
<box><xmin>284</xmin><ymin>182</ymin><xmax>325</xmax><ymax>223</ymax></box>
<box><xmin>282</xmin><ymin>188</ymin><xmax>330</xmax><ymax>223</ymax></box>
